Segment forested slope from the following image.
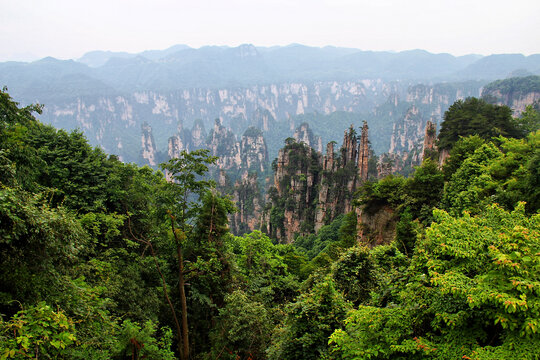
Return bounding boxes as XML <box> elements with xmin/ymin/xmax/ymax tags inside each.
<box><xmin>1</xmin><ymin>89</ymin><xmax>539</xmax><ymax>359</ymax></box>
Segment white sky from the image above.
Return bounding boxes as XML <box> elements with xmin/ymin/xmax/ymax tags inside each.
<box><xmin>1</xmin><ymin>0</ymin><xmax>539</xmax><ymax>62</ymax></box>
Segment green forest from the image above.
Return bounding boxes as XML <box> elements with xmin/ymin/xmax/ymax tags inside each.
<box><xmin>1</xmin><ymin>88</ymin><xmax>539</xmax><ymax>359</ymax></box>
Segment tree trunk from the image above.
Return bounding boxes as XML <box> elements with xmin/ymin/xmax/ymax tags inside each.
<box><xmin>177</xmin><ymin>244</ymin><xmax>189</xmax><ymax>360</ymax></box>
<box><xmin>170</xmin><ymin>214</ymin><xmax>190</xmax><ymax>360</ymax></box>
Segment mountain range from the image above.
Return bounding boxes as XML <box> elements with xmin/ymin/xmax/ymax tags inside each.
<box><xmin>2</xmin><ymin>44</ymin><xmax>540</xmax><ymax>102</ymax></box>
<box><xmin>1</xmin><ymin>44</ymin><xmax>539</xmax><ymax>167</ymax></box>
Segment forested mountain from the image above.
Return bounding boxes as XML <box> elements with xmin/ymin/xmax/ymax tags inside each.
<box><xmin>1</xmin><ymin>84</ymin><xmax>538</xmax><ymax>359</ymax></box>
<box><xmin>482</xmin><ymin>75</ymin><xmax>540</xmax><ymax>115</ymax></box>
<box><xmin>3</xmin><ymin>45</ymin><xmax>538</xmax><ymax>170</ymax></box>
<box><xmin>2</xmin><ymin>42</ymin><xmax>540</xmax><ymax>359</ymax></box>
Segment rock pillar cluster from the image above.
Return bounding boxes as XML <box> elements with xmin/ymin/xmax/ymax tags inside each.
<box><xmin>421</xmin><ymin>120</ymin><xmax>437</xmax><ymax>162</ymax></box>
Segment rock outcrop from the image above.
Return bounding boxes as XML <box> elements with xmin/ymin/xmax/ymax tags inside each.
<box><xmin>35</xmin><ymin>80</ymin><xmax>403</xmax><ymax>164</ymax></box>
<box><xmin>357</xmin><ymin>121</ymin><xmax>370</xmax><ymax>181</ymax></box>
<box><xmin>228</xmin><ymin>171</ymin><xmax>264</xmax><ymax>235</ymax></box>
<box><xmin>421</xmin><ymin>120</ymin><xmax>437</xmax><ymax>162</ymax></box>
<box><xmin>389</xmin><ymin>105</ymin><xmax>424</xmax><ymax>155</ymax></box>
<box><xmin>267</xmin><ymin>140</ymin><xmax>321</xmax><ymax>242</ymax></box>
<box><xmin>141</xmin><ymin>122</ymin><xmax>158</xmax><ymax>166</ymax></box>
<box><xmin>241</xmin><ymin>127</ymin><xmax>268</xmax><ymax>173</ymax></box>
<box><xmin>267</xmin><ymin>123</ymin><xmax>376</xmax><ymax>242</ymax></box>
<box><xmin>294</xmin><ymin>123</ymin><xmax>323</xmax><ymax>153</ymax></box>
<box><xmin>356</xmin><ymin>205</ymin><xmax>397</xmax><ymax>247</ymax></box>
<box><xmin>166</xmin><ymin>120</ymin><xmax>268</xmax><ymax>174</ymax></box>
<box><xmin>481</xmin><ymin>75</ymin><xmax>540</xmax><ymax>116</ymax></box>
<box><xmin>209</xmin><ymin>119</ymin><xmax>242</xmax><ymax>170</ymax></box>
<box><xmin>314</xmin><ymin>124</ymin><xmax>373</xmax><ymax>232</ymax></box>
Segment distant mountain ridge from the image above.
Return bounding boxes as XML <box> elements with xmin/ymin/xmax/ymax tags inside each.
<box><xmin>2</xmin><ymin>44</ymin><xmax>540</xmax><ymax>101</ymax></box>
<box><xmin>1</xmin><ymin>44</ymin><xmax>539</xmax><ymax>170</ymax></box>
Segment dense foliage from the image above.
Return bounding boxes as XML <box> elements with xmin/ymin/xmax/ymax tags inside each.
<box><xmin>1</xmin><ymin>89</ymin><xmax>539</xmax><ymax>359</ymax></box>
<box><xmin>437</xmin><ymin>97</ymin><xmax>520</xmax><ymax>150</ymax></box>
<box><xmin>482</xmin><ymin>75</ymin><xmax>540</xmax><ymax>98</ymax></box>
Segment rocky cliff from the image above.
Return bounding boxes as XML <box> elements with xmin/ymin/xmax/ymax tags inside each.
<box><xmin>234</xmin><ymin>173</ymin><xmax>264</xmax><ymax>235</ymax></box>
<box><xmin>314</xmin><ymin>123</ymin><xmax>372</xmax><ymax>232</ymax></box>
<box><xmin>33</xmin><ymin>80</ymin><xmax>399</xmax><ymax>164</ymax></box>
<box><xmin>241</xmin><ymin>127</ymin><xmax>268</xmax><ymax>173</ymax></box>
<box><xmin>267</xmin><ymin>123</ymin><xmax>376</xmax><ymax>242</ymax></box>
<box><xmin>388</xmin><ymin>82</ymin><xmax>483</xmax><ymax>158</ymax></box>
<box><xmin>481</xmin><ymin>75</ymin><xmax>540</xmax><ymax>116</ymax></box>
<box><xmin>356</xmin><ymin>205</ymin><xmax>397</xmax><ymax>247</ymax></box>
<box><xmin>267</xmin><ymin>139</ymin><xmax>321</xmax><ymax>242</ymax></box>
<box><xmin>220</xmin><ymin>171</ymin><xmax>265</xmax><ymax>235</ymax></box>
<box><xmin>422</xmin><ymin>120</ymin><xmax>438</xmax><ymax>162</ymax></box>
<box><xmin>141</xmin><ymin>122</ymin><xmax>158</xmax><ymax>166</ymax></box>
<box><xmin>294</xmin><ymin>122</ymin><xmax>323</xmax><ymax>153</ymax></box>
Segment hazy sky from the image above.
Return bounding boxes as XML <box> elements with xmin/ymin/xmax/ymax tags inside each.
<box><xmin>1</xmin><ymin>0</ymin><xmax>539</xmax><ymax>62</ymax></box>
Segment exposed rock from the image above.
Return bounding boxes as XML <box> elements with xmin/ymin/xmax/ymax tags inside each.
<box><xmin>267</xmin><ymin>123</ymin><xmax>376</xmax><ymax>235</ymax></box>
<box><xmin>341</xmin><ymin>125</ymin><xmax>357</xmax><ymax>166</ymax></box>
<box><xmin>356</xmin><ymin>205</ymin><xmax>397</xmax><ymax>247</ymax></box>
<box><xmin>241</xmin><ymin>127</ymin><xmax>268</xmax><ymax>172</ymax></box>
<box><xmin>490</xmin><ymin>91</ymin><xmax>540</xmax><ymax>116</ymax></box>
<box><xmin>168</xmin><ymin>134</ymin><xmax>185</xmax><ymax>159</ymax></box>
<box><xmin>36</xmin><ymin>80</ymin><xmax>482</xmax><ymax>164</ymax></box>
<box><xmin>208</xmin><ymin>118</ymin><xmax>241</xmax><ymax>170</ymax></box>
<box><xmin>141</xmin><ymin>122</ymin><xmax>157</xmax><ymax>166</ymax></box>
<box><xmin>229</xmin><ymin>171</ymin><xmax>264</xmax><ymax>235</ymax></box>
<box><xmin>481</xmin><ymin>76</ymin><xmax>540</xmax><ymax>116</ymax></box>
<box><xmin>357</xmin><ymin>121</ymin><xmax>369</xmax><ymax>181</ymax></box>
<box><xmin>421</xmin><ymin>120</ymin><xmax>437</xmax><ymax>162</ymax></box>
<box><xmin>267</xmin><ymin>140</ymin><xmax>320</xmax><ymax>243</ymax></box>
<box><xmin>293</xmin><ymin>122</ymin><xmax>322</xmax><ymax>152</ymax></box>
<box><xmin>191</xmin><ymin>119</ymin><xmax>207</xmax><ymax>149</ymax></box>
<box><xmin>322</xmin><ymin>141</ymin><xmax>336</xmax><ymax>172</ymax></box>
<box><xmin>274</xmin><ymin>147</ymin><xmax>290</xmax><ymax>193</ymax></box>
<box><xmin>252</xmin><ymin>108</ymin><xmax>276</xmax><ymax>132</ymax></box>
<box><xmin>439</xmin><ymin>148</ymin><xmax>450</xmax><ymax>167</ymax></box>
<box><xmin>389</xmin><ymin>105</ymin><xmax>424</xmax><ymax>155</ymax></box>
<box><xmin>314</xmin><ymin>125</ymin><xmax>366</xmax><ymax>231</ymax></box>
<box><xmin>218</xmin><ymin>169</ymin><xmax>228</xmax><ymax>188</ymax></box>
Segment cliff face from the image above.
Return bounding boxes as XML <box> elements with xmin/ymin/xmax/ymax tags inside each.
<box><xmin>483</xmin><ymin>89</ymin><xmax>540</xmax><ymax>116</ymax></box>
<box><xmin>141</xmin><ymin>122</ymin><xmax>158</xmax><ymax>166</ymax></box>
<box><xmin>356</xmin><ymin>206</ymin><xmax>397</xmax><ymax>247</ymax></box>
<box><xmin>209</xmin><ymin>119</ymin><xmax>242</xmax><ymax>170</ymax></box>
<box><xmin>34</xmin><ymin>80</ymin><xmax>399</xmax><ymax>164</ymax></box>
<box><xmin>294</xmin><ymin>122</ymin><xmax>323</xmax><ymax>153</ymax></box>
<box><xmin>268</xmin><ymin>140</ymin><xmax>321</xmax><ymax>243</ymax></box>
<box><xmin>241</xmin><ymin>127</ymin><xmax>268</xmax><ymax>173</ymax></box>
<box><xmin>422</xmin><ymin>120</ymin><xmax>437</xmax><ymax>162</ymax></box>
<box><xmin>226</xmin><ymin>171</ymin><xmax>264</xmax><ymax>235</ymax></box>
<box><xmin>357</xmin><ymin>121</ymin><xmax>370</xmax><ymax>181</ymax></box>
<box><xmin>165</xmin><ymin>119</ymin><xmax>268</xmax><ymax>175</ymax></box>
<box><xmin>378</xmin><ymin>120</ymin><xmax>437</xmax><ymax>177</ymax></box>
<box><xmin>481</xmin><ymin>75</ymin><xmax>540</xmax><ymax>116</ymax></box>
<box><xmin>388</xmin><ymin>82</ymin><xmax>482</xmax><ymax>158</ymax></box>
<box><xmin>389</xmin><ymin>105</ymin><xmax>424</xmax><ymax>154</ymax></box>
<box><xmin>267</xmin><ymin>123</ymin><xmax>376</xmax><ymax>242</ymax></box>
<box><xmin>314</xmin><ymin>123</ymin><xmax>371</xmax><ymax>232</ymax></box>
<box><xmin>34</xmin><ymin>79</ymin><xmax>484</xmax><ymax>168</ymax></box>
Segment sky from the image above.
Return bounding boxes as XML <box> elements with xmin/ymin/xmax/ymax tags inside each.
<box><xmin>1</xmin><ymin>0</ymin><xmax>539</xmax><ymax>62</ymax></box>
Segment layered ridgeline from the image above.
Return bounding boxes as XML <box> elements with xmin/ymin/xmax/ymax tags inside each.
<box><xmin>73</xmin><ymin>79</ymin><xmax>480</xmax><ymax>165</ymax></box>
<box><xmin>21</xmin><ymin>74</ymin><xmax>534</xmax><ymax>238</ymax></box>
<box><xmin>2</xmin><ymin>44</ymin><xmax>540</xmax><ymax>165</ymax></box>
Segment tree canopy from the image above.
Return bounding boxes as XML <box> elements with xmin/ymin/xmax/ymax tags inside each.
<box><xmin>438</xmin><ymin>97</ymin><xmax>520</xmax><ymax>150</ymax></box>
